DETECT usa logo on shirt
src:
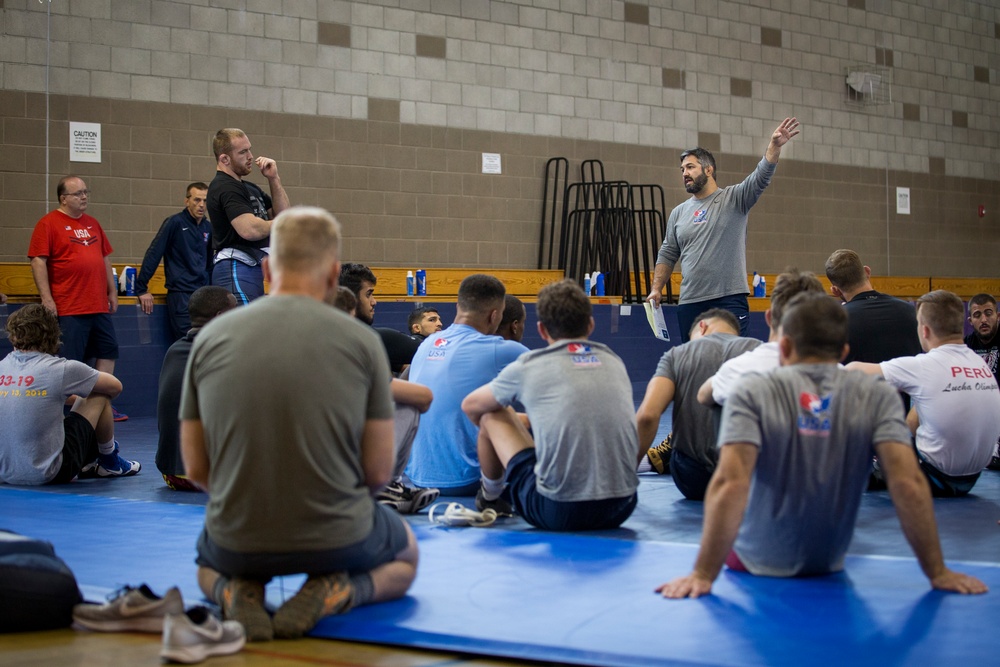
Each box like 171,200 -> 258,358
797,392 -> 832,435
692,208 -> 709,224
568,342 -> 600,366
427,337 -> 449,360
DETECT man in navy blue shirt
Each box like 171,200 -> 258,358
136,182 -> 213,340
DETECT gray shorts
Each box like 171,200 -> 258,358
196,502 -> 409,581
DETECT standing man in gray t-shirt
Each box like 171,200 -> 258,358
462,279 -> 641,531
646,118 -> 800,341
657,293 -> 986,599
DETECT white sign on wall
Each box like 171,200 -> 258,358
896,187 -> 910,215
70,122 -> 102,163
482,153 -> 502,174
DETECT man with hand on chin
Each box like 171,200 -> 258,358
207,128 -> 289,304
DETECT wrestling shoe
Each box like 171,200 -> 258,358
647,435 -> 672,475
475,486 -> 514,517
160,606 -> 246,664
112,406 -> 129,422
987,455 -> 1000,471
376,480 -> 440,514
429,502 -> 498,527
79,441 -> 141,478
73,584 -> 183,633
272,573 -> 353,640
219,578 -> 272,642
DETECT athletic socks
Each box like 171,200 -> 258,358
348,573 -> 373,608
98,439 -> 116,456
480,474 -> 504,501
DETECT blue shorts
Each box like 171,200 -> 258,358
195,502 -> 409,581
505,449 -> 637,531
212,259 -> 264,305
58,313 -> 119,362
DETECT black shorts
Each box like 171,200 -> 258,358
58,314 -> 119,362
196,502 -> 409,581
49,412 -> 99,484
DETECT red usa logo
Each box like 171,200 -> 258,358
566,343 -> 591,353
433,338 -> 449,348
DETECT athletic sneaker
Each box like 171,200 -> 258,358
988,455 -> 1000,471
79,441 -> 141,478
272,573 -> 353,640
73,584 -> 184,633
376,480 -> 440,514
647,435 -> 672,475
219,578 -> 272,642
475,486 -> 514,517
112,406 -> 129,422
429,502 -> 498,527
160,606 -> 245,664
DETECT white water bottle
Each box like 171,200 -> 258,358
584,273 -> 591,295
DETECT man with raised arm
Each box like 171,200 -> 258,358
646,118 -> 800,341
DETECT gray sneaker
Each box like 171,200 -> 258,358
73,584 -> 184,633
160,606 -> 245,664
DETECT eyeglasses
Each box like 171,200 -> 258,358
66,189 -> 91,198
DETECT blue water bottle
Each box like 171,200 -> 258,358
416,269 -> 427,296
124,266 -> 136,296
595,272 -> 605,297
406,270 -> 414,296
584,273 -> 591,295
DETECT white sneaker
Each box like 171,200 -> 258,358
428,502 -> 498,527
73,584 -> 184,633
160,606 -> 246,664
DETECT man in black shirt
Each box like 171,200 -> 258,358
965,293 -> 1000,470
825,249 -> 921,364
340,263 -> 420,375
207,128 -> 289,304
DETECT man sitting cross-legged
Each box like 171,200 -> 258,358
848,290 -> 1000,497
636,309 -> 760,499
156,285 -> 238,491
658,292 -> 987,599
461,279 -> 640,530
405,274 -> 528,500
181,206 -> 418,642
0,304 -> 139,484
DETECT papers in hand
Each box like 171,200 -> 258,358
643,302 -> 670,341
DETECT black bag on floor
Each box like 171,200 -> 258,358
0,529 -> 82,633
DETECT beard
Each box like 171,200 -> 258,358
685,172 -> 708,194
356,310 -> 374,326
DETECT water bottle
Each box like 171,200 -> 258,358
416,269 -> 427,296
752,271 -> 764,298
760,275 -> 766,298
112,267 -> 120,295
123,266 -> 136,296
406,270 -> 414,296
595,272 -> 605,297
584,273 -> 591,295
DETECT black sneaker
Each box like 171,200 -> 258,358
377,480 -> 440,514
987,455 -> 1000,471
475,486 -> 514,517
647,435 -> 672,475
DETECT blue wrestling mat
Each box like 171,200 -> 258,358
3,485 -> 998,667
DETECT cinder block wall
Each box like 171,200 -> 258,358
1,0 -> 997,277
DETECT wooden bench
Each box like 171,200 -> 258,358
2,262 -> 998,307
